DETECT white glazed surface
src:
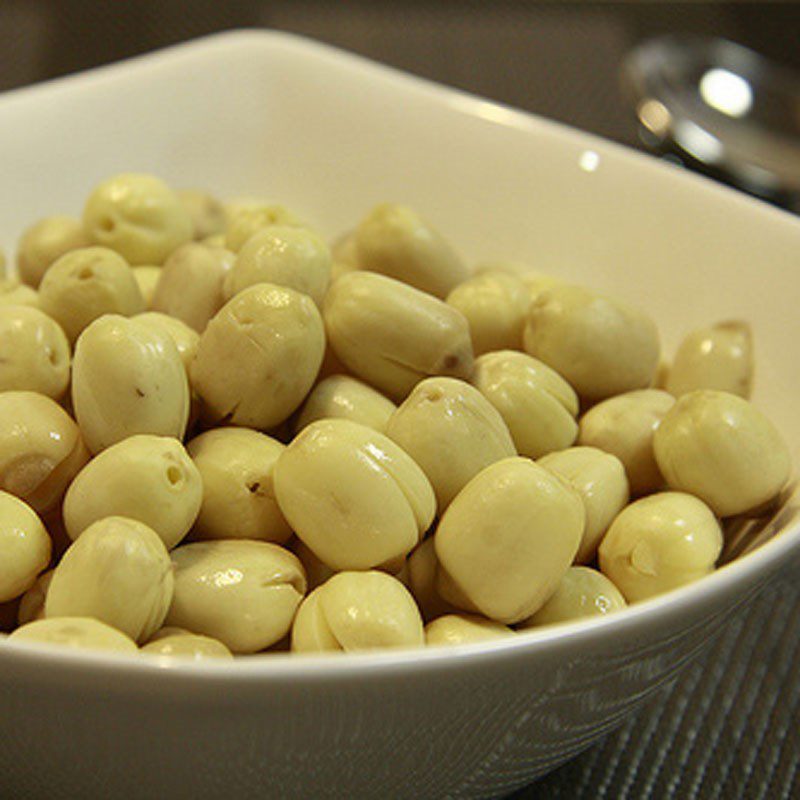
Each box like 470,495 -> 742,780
0,31 -> 799,800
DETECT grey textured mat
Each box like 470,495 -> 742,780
514,559 -> 800,799
1,4 -> 798,798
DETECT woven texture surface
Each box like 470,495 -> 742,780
1,4 -> 798,798
515,558 -> 800,799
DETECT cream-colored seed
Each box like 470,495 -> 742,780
63,435 -> 202,549
407,537 -> 459,621
0,305 -> 71,399
225,225 -> 332,306
83,173 -> 193,265
523,284 -> 660,401
191,283 -> 325,430
166,540 -> 306,653
354,203 -> 468,298
0,391 -> 89,513
598,492 -> 723,602
186,427 -> 291,544
45,516 -> 174,642
177,189 -> 226,240
435,457 -> 585,624
38,246 -> 145,343
424,614 -> 513,647
291,537 -> 336,591
473,262 -> 561,303
145,626 -> 192,642
223,197 -> 273,224
71,315 -> 190,453
16,216 -> 88,288
653,390 -> 791,517
288,588 -> 340,652
152,242 -> 235,333
666,321 -> 753,399
323,271 -> 474,401
131,266 -> 162,308
224,205 -> 304,252
331,230 -> 359,271
473,260 -> 532,277
201,234 -> 226,248
520,567 -> 627,627
519,270 -> 563,303
538,447 -> 629,564
16,568 -> 54,625
291,571 -> 424,653
329,233 -> 359,282
578,389 -> 675,496
446,270 -> 530,355
140,632 -> 233,660
274,419 -> 436,570
653,359 -> 670,390
316,344 -> 350,382
331,259 -> 358,283
0,491 -> 51,603
294,374 -> 397,435
0,281 -> 39,309
471,350 -> 579,459
133,312 -> 200,373
8,616 -> 138,653
386,377 -> 516,512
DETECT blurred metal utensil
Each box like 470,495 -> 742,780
622,35 -> 800,211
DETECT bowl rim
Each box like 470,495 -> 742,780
1,30 -> 798,684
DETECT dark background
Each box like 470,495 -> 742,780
2,3 -> 799,798
1,2 -> 799,150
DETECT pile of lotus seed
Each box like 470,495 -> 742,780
0,173 -> 792,660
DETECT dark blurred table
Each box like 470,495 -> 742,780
2,3 -> 798,798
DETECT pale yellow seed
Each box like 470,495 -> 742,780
520,566 -> 626,627
0,491 -> 51,603
274,419 -> 436,571
71,315 -> 190,453
9,616 -> 138,653
295,374 -> 397,434
446,270 -> 530,355
578,389 -> 675,496
291,571 -> 424,653
166,540 -> 306,654
435,457 -> 585,624
140,633 -> 233,660
538,446 -> 629,564
666,321 -> 753,399
323,271 -> 474,401
45,516 -> 174,643
177,189 -> 226,240
16,216 -> 88,288
0,305 -> 71,400
653,390 -> 791,517
386,376 -> 516,512
523,283 -> 660,401
152,242 -> 235,333
39,246 -> 145,344
83,173 -> 193,265
598,492 -> 723,602
190,282 -> 325,430
425,614 -> 513,647
354,203 -> 468,298
471,350 -> 579,459
187,427 -> 291,544
0,391 -> 89,513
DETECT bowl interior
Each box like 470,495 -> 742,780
0,31 -> 799,662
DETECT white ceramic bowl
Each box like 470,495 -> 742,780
1,31 -> 798,800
